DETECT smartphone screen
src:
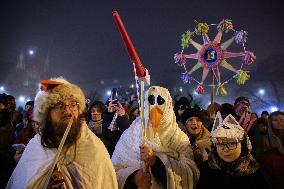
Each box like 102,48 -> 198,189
111,88 -> 117,100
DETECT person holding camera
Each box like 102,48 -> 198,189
102,94 -> 130,157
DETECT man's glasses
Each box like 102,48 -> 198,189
216,142 -> 238,151
239,101 -> 250,107
53,102 -> 79,111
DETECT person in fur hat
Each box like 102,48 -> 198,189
7,77 -> 118,189
196,112 -> 270,189
111,86 -> 199,189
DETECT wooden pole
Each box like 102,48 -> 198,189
211,69 -> 214,104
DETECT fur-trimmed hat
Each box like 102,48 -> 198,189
33,77 -> 86,127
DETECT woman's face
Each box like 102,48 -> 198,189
251,113 -> 258,120
91,107 -> 102,121
259,123 -> 268,133
216,139 -> 242,162
132,108 -> 139,117
271,114 -> 284,130
186,117 -> 202,135
178,109 -> 185,116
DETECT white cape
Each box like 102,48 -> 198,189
7,123 -> 118,189
112,118 -> 200,189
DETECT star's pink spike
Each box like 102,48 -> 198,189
213,31 -> 223,44
224,51 -> 244,59
201,66 -> 210,83
202,33 -> 211,45
184,53 -> 199,60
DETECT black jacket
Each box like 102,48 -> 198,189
102,111 -> 129,156
197,161 -> 271,189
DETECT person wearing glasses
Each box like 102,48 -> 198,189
7,77 -> 118,189
196,112 -> 270,189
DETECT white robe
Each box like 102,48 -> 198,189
112,118 -> 200,189
7,123 -> 118,189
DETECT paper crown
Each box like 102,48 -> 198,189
211,111 -> 244,142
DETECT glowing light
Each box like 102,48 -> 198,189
28,50 -> 35,55
270,106 -> 278,112
19,96 -> 25,102
258,89 -> 265,95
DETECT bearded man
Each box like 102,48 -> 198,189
7,77 -> 118,189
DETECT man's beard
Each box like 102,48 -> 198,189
42,114 -> 82,148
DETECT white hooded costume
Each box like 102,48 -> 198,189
7,77 -> 118,189
111,86 -> 199,189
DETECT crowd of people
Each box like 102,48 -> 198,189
0,77 -> 283,189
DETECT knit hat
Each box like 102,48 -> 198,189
0,93 -> 8,106
181,108 -> 205,125
234,96 -> 250,106
174,96 -> 191,111
33,77 -> 86,128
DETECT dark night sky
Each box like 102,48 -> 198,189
0,0 -> 283,99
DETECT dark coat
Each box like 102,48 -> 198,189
102,111 -> 129,156
197,161 -> 271,189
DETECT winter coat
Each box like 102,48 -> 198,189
102,111 -> 129,156
197,153 -> 271,189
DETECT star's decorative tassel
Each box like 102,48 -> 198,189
195,84 -> 205,94
235,70 -> 250,85
174,53 -> 186,65
181,72 -> 193,84
216,84 -> 228,96
194,22 -> 209,35
217,19 -> 233,33
181,31 -> 193,48
235,30 -> 248,45
243,51 -> 256,65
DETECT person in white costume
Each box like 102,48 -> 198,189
7,77 -> 118,189
112,86 -> 199,189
